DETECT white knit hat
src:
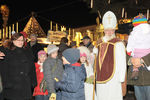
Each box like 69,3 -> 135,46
102,11 -> 117,30
78,46 -> 90,59
47,44 -> 59,55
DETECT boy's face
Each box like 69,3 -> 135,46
80,56 -> 87,63
62,56 -> 70,64
83,39 -> 90,45
51,51 -> 58,59
38,54 -> 47,63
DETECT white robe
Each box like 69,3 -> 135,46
84,63 -> 97,100
96,41 -> 126,100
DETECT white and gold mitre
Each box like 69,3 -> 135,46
102,11 -> 117,30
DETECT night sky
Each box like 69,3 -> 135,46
1,0 -> 150,34
0,0 -> 97,33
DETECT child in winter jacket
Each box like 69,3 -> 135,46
43,44 -> 64,100
127,14 -> 150,80
33,50 -> 48,100
55,48 -> 86,100
78,46 -> 96,100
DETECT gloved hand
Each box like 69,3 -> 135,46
49,93 -> 56,100
54,78 -> 59,82
93,47 -> 98,55
54,78 -> 60,90
85,77 -> 94,84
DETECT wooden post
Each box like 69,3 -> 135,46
16,22 -> 18,33
50,21 -> 52,30
56,23 -> 58,31
147,9 -> 149,20
91,0 -> 93,8
67,28 -> 71,44
6,27 -> 8,38
12,24 -> 14,31
61,26 -> 62,31
3,28 -> 5,39
122,8 -> 125,18
125,12 -> 127,19
9,26 -> 11,39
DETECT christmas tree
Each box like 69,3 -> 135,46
23,16 -> 46,37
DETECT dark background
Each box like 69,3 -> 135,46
0,0 -> 150,33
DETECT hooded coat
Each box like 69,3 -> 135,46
55,63 -> 86,100
55,48 -> 86,100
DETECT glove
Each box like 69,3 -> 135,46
85,77 -> 94,84
93,47 -> 98,55
49,93 -> 56,100
54,78 -> 59,82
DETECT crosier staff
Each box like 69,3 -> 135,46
93,46 -> 98,100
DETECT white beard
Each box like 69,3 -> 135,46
103,34 -> 116,42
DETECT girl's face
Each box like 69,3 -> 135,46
80,56 -> 87,63
13,36 -> 24,48
62,56 -> 70,65
51,51 -> 58,59
38,54 -> 47,63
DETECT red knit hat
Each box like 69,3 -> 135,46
20,31 -> 28,38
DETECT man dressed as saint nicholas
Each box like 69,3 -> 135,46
93,11 -> 126,100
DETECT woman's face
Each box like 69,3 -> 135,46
80,56 -> 87,63
13,36 -> 24,48
38,54 -> 47,63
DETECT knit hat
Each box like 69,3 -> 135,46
132,14 -> 147,27
38,50 -> 47,57
78,46 -> 90,59
47,44 -> 59,55
62,48 -> 80,64
81,36 -> 91,40
20,31 -> 28,39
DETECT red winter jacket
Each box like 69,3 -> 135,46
33,63 -> 48,96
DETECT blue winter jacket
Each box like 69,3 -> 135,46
55,63 -> 86,100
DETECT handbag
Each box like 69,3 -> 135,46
40,60 -> 58,92
40,79 -> 47,92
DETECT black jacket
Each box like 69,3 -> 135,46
58,43 -> 70,59
0,47 -> 37,100
85,42 -> 94,53
27,42 -> 44,62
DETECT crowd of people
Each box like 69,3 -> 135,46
0,10 -> 150,100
